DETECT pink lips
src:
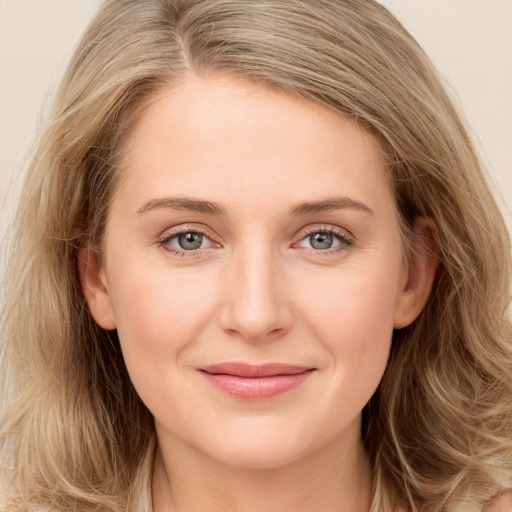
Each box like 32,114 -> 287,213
199,363 -> 315,399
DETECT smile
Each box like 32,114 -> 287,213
198,363 -> 316,400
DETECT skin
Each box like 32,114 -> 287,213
81,74 -> 437,511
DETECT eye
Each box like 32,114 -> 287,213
295,227 -> 353,252
306,231 -> 338,250
158,226 -> 218,255
173,231 -> 207,250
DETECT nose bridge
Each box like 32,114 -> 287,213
219,236 -> 291,341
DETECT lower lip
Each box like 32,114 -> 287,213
200,370 -> 314,399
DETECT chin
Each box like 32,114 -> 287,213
212,444 -> 306,470
198,422 -> 317,470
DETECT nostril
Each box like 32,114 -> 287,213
221,321 -> 290,343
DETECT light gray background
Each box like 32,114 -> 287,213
1,0 -> 511,249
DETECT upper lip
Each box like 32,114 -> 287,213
199,363 -> 314,378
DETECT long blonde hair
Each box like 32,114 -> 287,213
1,1 -> 511,511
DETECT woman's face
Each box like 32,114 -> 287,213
82,75 -> 431,469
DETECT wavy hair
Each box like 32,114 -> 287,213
1,1 -> 511,510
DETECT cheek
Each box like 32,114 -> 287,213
106,260 -> 218,377
294,260 -> 400,393
297,261 -> 399,338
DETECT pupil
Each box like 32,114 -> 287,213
178,232 -> 203,250
310,232 -> 333,250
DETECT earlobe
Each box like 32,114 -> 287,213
77,245 -> 117,330
393,217 -> 438,329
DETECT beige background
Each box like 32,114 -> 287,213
1,0 -> 511,247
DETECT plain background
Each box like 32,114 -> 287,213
1,0 -> 511,250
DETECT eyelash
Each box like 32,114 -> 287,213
157,224 -> 354,257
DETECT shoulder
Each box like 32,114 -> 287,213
485,492 -> 512,512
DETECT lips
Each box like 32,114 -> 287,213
198,363 -> 315,399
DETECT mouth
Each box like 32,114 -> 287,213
198,363 -> 316,399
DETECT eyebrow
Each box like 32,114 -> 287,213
137,195 -> 373,217
289,197 -> 374,216
137,197 -> 227,215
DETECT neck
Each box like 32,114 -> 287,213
152,426 -> 373,512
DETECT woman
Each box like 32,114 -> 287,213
1,1 -> 511,510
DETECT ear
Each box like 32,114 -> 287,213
77,245 -> 117,330
393,217 -> 438,329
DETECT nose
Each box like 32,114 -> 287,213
218,244 -> 293,343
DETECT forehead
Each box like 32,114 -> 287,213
114,74 -> 393,217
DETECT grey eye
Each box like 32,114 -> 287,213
177,232 -> 204,250
309,232 -> 334,250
